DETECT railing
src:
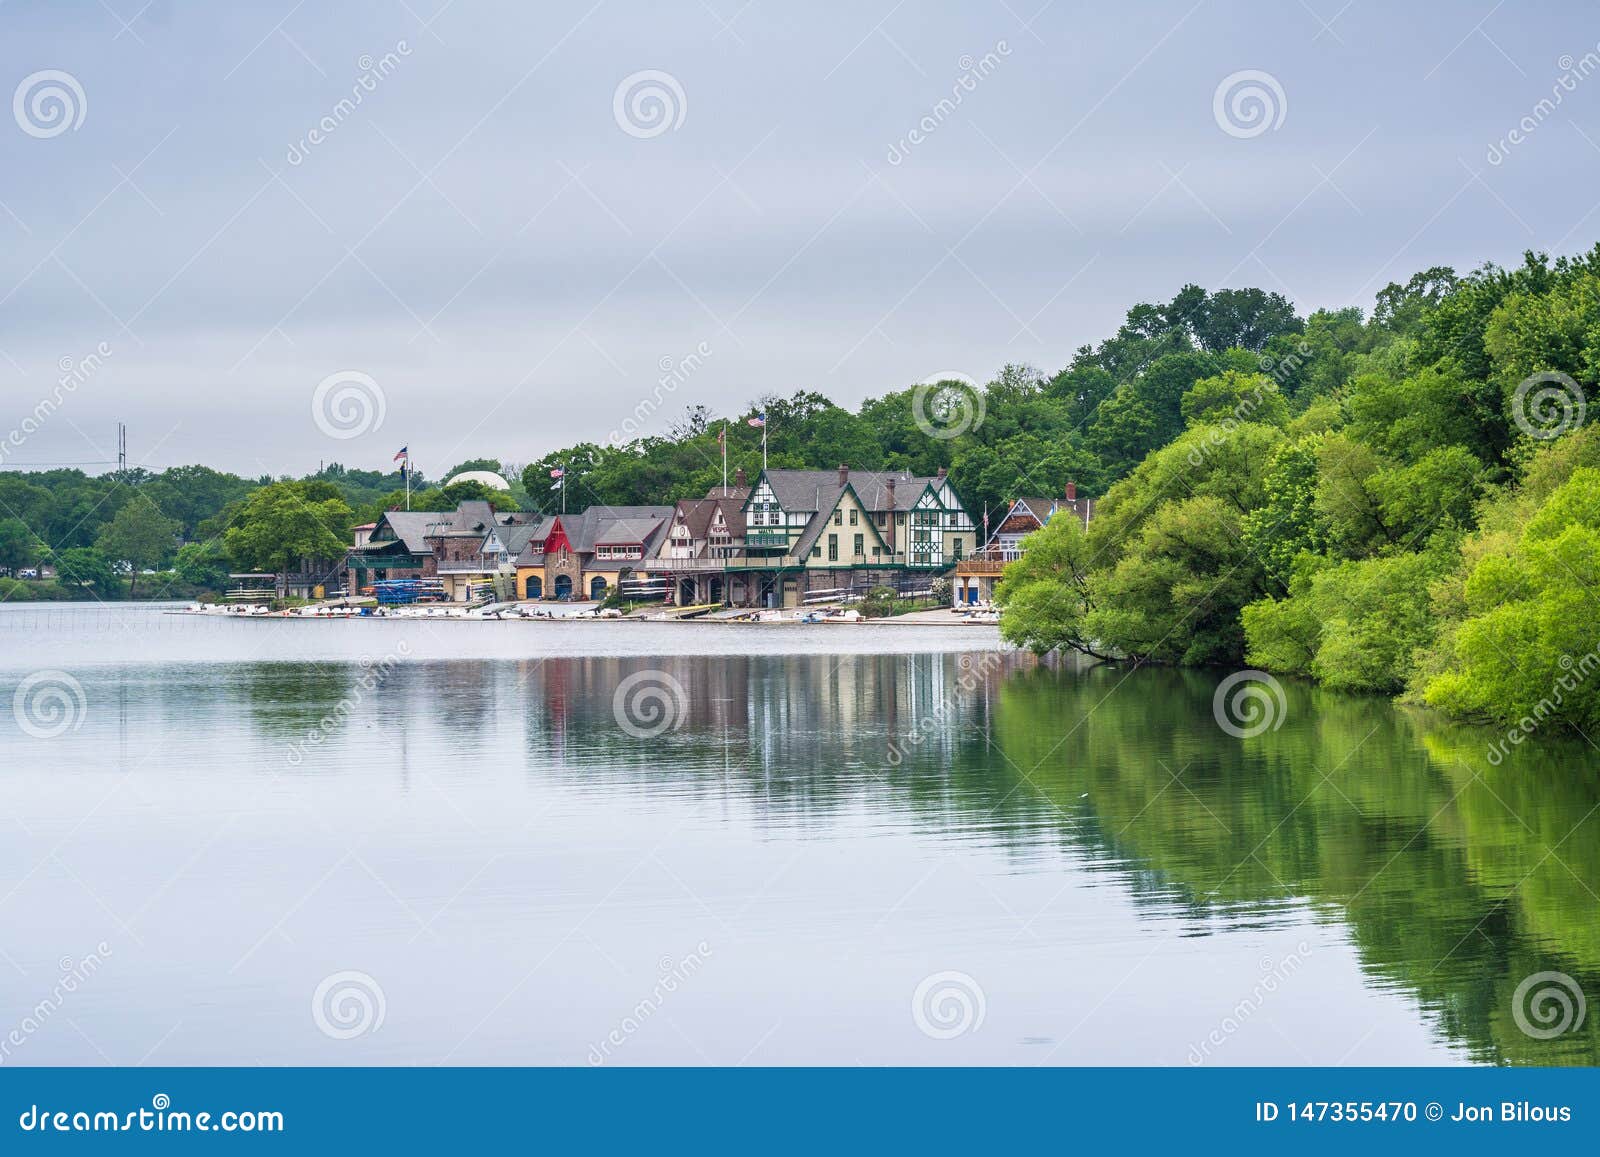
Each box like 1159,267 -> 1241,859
744,532 -> 789,547
434,555 -> 506,574
347,553 -> 427,570
641,556 -> 725,572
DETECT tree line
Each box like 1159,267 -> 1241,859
998,245 -> 1600,737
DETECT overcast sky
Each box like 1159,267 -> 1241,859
3,0 -> 1599,477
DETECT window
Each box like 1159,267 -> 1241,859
875,512 -> 885,527
897,512 -> 906,525
953,539 -> 964,560
827,534 -> 838,562
833,510 -> 842,526
848,508 -> 858,526
872,545 -> 881,558
812,546 -> 821,558
853,534 -> 864,557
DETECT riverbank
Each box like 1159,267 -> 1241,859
0,601 -> 1005,666
164,599 -> 996,628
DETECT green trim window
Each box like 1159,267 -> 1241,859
848,508 -> 858,526
833,510 -> 842,526
827,534 -> 838,562
853,533 -> 864,557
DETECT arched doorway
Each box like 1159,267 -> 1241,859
678,577 -> 696,605
525,574 -> 543,600
554,574 -> 573,600
589,575 -> 608,600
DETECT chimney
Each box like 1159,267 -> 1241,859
838,463 -> 849,487
1065,480 -> 1077,502
936,465 -> 947,481
735,466 -> 747,488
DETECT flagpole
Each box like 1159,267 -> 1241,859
762,422 -> 768,473
405,454 -> 411,511
721,422 -> 727,493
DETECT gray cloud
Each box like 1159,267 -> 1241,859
2,0 -> 1597,473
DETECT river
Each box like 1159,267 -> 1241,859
1,602 -> 1595,1065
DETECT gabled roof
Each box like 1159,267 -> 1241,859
752,469 -> 946,515
374,510 -> 448,553
672,498 -> 720,543
425,499 -> 501,537
569,506 -> 672,552
986,494 -> 1095,545
790,482 -> 896,561
670,495 -> 748,553
500,516 -> 556,559
593,516 -> 668,546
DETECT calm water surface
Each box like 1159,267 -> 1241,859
2,603 -> 1597,1066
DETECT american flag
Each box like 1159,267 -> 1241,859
549,467 -> 565,479
747,414 -> 766,428
393,446 -> 408,462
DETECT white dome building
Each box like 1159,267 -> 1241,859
443,469 -> 511,491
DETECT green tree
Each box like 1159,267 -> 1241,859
1085,495 -> 1265,666
1242,435 -> 1326,591
439,479 -> 515,508
1180,370 -> 1289,429
0,518 -> 42,575
996,515 -> 1106,657
174,540 -> 229,590
95,495 -> 179,598
1423,467 -> 1600,729
1244,548 -> 1451,692
223,481 -> 354,574
53,546 -> 119,598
